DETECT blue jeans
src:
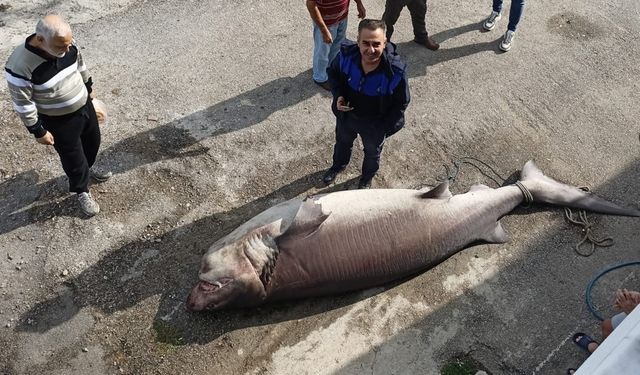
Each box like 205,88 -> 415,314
493,0 -> 525,32
312,19 -> 347,83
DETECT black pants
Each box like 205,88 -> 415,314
41,99 -> 100,194
330,115 -> 386,181
382,0 -> 428,42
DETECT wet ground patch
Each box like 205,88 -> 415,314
441,353 -> 491,375
547,13 -> 604,40
153,320 -> 186,346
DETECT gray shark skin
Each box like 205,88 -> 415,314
186,161 -> 639,311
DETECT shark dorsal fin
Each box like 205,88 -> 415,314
421,181 -> 452,199
278,198 -> 330,240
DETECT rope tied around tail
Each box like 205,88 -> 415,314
438,158 -> 615,255
514,181 -> 533,207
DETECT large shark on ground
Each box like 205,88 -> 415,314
187,161 -> 639,311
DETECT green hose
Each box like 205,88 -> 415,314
586,261 -> 640,321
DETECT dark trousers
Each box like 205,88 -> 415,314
330,115 -> 386,181
493,0 -> 526,31
41,99 -> 100,194
382,0 -> 428,42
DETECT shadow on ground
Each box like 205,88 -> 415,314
98,22 -> 501,176
16,158 -> 640,359
0,21 -> 500,226
0,171 -> 84,236
332,158 -> 640,374
16,170 -> 383,343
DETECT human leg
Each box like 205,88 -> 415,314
43,108 -> 100,215
407,0 -> 439,50
406,0 -> 427,41
601,312 -> 627,339
312,23 -> 332,83
507,0 -> 525,32
328,19 -> 348,65
359,127 -> 386,184
492,0 -> 504,14
82,100 -> 111,182
382,0 -> 409,41
81,99 -> 101,169
331,117 -> 358,171
42,112 -> 91,194
324,117 -> 358,184
483,0 -> 504,31
601,318 -> 614,339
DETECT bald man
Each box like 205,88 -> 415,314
5,15 -> 110,216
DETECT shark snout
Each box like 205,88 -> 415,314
186,279 -> 235,311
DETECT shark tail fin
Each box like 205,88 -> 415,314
519,160 -> 640,217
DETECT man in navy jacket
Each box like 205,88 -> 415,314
322,19 -> 410,189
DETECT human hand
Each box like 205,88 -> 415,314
336,96 -> 353,112
322,29 -> 333,44
614,289 -> 640,314
36,131 -> 54,145
92,98 -> 108,125
356,2 -> 366,19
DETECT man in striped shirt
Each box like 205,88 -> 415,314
306,0 -> 366,90
4,14 -> 110,216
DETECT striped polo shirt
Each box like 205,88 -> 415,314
4,34 -> 91,136
316,0 -> 350,26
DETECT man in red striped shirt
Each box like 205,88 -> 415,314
306,0 -> 366,90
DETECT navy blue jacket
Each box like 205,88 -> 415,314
327,41 -> 410,136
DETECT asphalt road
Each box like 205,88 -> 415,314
1,0 -> 639,374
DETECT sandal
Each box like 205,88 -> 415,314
573,332 -> 598,353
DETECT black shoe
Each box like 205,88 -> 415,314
314,80 -> 332,91
357,177 -> 372,189
414,36 -> 440,51
322,169 -> 340,185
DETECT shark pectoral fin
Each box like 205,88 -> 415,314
421,181 -> 452,200
278,198 -> 330,239
481,221 -> 508,243
469,183 -> 492,192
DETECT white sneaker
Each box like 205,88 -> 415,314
483,11 -> 502,31
500,30 -> 515,52
78,192 -> 100,216
90,167 -> 112,182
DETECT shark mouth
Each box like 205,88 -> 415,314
197,277 -> 233,293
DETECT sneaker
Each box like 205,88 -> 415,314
78,192 -> 100,216
90,167 -> 112,182
500,30 -> 515,52
357,177 -> 372,189
322,168 -> 340,185
483,11 -> 502,31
